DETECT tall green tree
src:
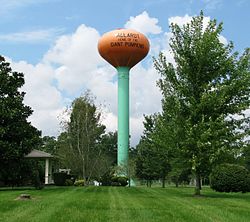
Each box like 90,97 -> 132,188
99,131 -> 117,166
58,92 -> 105,183
239,144 -> 250,171
40,136 -> 58,155
136,115 -> 171,187
0,56 -> 41,186
154,12 -> 250,195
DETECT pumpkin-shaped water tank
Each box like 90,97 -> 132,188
98,29 -> 150,68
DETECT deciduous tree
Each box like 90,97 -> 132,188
58,92 -> 105,183
154,12 -> 250,195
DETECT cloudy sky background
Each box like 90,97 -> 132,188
0,0 -> 249,146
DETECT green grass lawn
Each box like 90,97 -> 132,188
1,186 -> 250,222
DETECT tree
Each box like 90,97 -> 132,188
153,93 -> 190,188
238,143 -> 250,171
135,115 -> 171,187
0,56 -> 41,186
154,12 -> 250,195
99,131 -> 117,166
58,92 -> 105,183
40,136 -> 58,155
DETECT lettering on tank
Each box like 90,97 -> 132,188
110,32 -> 145,49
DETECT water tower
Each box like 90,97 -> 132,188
98,29 -> 150,174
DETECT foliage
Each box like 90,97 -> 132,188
117,176 -> 128,186
169,168 -> 192,187
100,169 -> 113,186
135,115 -> 171,187
0,56 -> 41,186
74,179 -> 85,186
40,136 -> 58,155
65,179 -> 74,186
33,169 -> 44,190
210,164 -> 250,193
99,131 -> 117,166
153,12 -> 250,195
241,144 -> 250,171
111,176 -> 128,186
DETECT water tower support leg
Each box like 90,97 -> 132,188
117,66 -> 130,175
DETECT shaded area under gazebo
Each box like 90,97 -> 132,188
25,149 -> 53,184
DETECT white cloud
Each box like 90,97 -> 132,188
168,14 -> 228,46
44,24 -> 104,94
130,116 -> 144,148
7,58 -> 64,137
218,35 -> 228,45
168,14 -> 210,30
0,28 -> 64,43
125,11 -> 162,35
101,111 -> 117,133
130,64 -> 162,118
168,14 -> 193,27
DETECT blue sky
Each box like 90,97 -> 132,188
1,0 -> 249,63
0,0 -> 249,145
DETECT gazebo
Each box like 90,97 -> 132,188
25,149 -> 53,184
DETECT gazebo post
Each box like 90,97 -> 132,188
49,160 -> 52,184
45,158 -> 49,185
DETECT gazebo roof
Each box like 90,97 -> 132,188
25,149 -> 53,158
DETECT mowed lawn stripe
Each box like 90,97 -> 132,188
46,187 -> 111,222
107,187 -> 156,221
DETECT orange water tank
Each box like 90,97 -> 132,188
98,29 -> 150,69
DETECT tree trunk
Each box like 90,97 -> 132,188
194,172 -> 201,195
175,182 -> 179,188
162,177 -> 165,188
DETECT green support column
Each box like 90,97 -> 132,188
117,66 -> 130,173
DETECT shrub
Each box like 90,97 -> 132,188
74,180 -> 85,186
111,182 -> 120,186
100,171 -> 113,186
210,164 -> 250,193
65,179 -> 74,186
33,169 -> 44,190
67,174 -> 77,184
111,176 -> 128,186
53,172 -> 68,186
111,176 -> 118,183
117,176 -> 128,186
